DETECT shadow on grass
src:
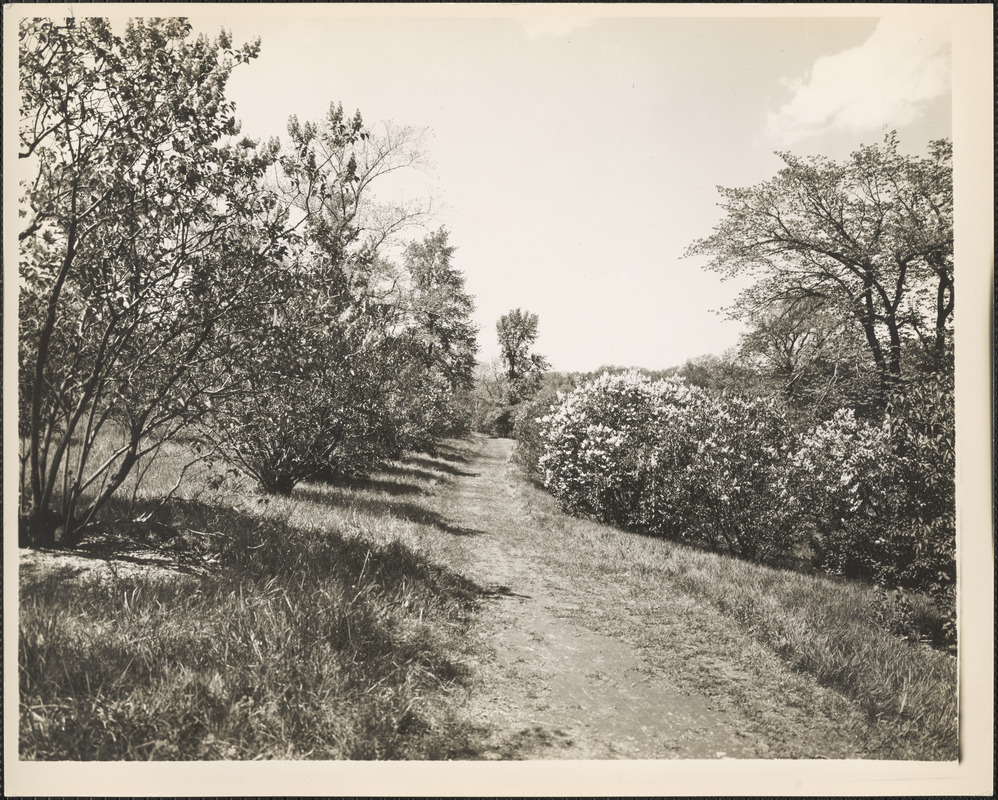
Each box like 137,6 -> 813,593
403,456 -> 480,478
292,486 -> 487,538
41,545 -> 207,577
19,490 -> 493,760
376,501 -> 486,537
434,450 -> 468,464
378,465 -> 449,482
313,475 -> 427,497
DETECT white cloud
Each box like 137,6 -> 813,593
767,18 -> 951,146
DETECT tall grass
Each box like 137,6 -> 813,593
658,550 -> 957,756
19,445 -> 486,760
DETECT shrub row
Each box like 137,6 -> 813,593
526,371 -> 955,631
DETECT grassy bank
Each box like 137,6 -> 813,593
501,452 -> 958,760
19,442 -> 486,760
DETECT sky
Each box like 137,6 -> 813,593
185,6 -> 952,373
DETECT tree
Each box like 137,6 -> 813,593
736,297 -> 880,420
383,228 -> 479,448
400,228 -> 478,395
276,110 -> 433,257
496,308 -> 550,404
196,108 -> 461,492
677,349 -> 771,399
18,17 -> 274,544
687,134 -> 953,395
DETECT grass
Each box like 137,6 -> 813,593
19,434 -> 959,760
496,449 -> 958,760
19,441 -> 488,760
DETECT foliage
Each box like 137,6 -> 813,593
688,134 -> 953,393
537,372 -> 804,566
468,309 -> 551,437
389,227 -> 480,449
196,237 -> 388,493
532,368 -> 956,630
19,16 -> 480,533
495,308 -> 550,405
678,349 -> 774,399
736,297 -> 881,421
793,370 -> 956,641
191,108 -> 477,494
18,17 -> 274,544
510,371 -> 580,475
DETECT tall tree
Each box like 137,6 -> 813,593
400,227 -> 478,394
687,134 -> 953,394
197,107 -> 452,491
18,17 -> 273,543
496,308 -> 550,404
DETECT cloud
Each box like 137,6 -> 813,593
767,18 -> 951,146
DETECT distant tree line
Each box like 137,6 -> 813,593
18,18 -> 478,545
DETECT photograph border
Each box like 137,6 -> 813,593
4,3 -> 993,796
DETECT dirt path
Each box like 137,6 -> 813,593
417,435 -> 763,760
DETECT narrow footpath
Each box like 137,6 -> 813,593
413,436 -> 768,759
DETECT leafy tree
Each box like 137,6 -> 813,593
197,108 -> 461,493
386,228 -> 479,448
468,309 -> 551,437
399,228 -> 478,395
496,308 -> 550,404
688,134 -> 953,395
199,232 -> 387,493
677,349 -> 772,399
18,17 -> 273,544
461,357 -> 511,434
277,111 -> 433,257
737,297 -> 880,420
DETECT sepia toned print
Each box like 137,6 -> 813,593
5,3 -> 993,797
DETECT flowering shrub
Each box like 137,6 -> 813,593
793,374 -> 956,641
511,395 -> 559,477
531,369 -> 955,630
791,408 -> 892,579
538,372 -> 681,524
678,393 -> 802,563
536,373 -> 804,566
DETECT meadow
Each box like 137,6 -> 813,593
19,438 -> 488,760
